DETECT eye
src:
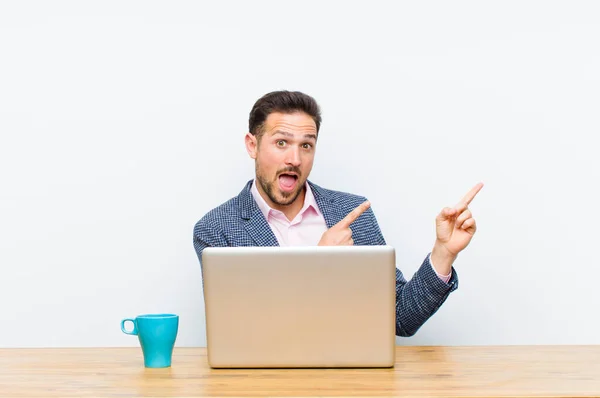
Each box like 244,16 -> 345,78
276,140 -> 286,147
302,143 -> 313,149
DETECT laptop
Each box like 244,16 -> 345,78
201,245 -> 396,368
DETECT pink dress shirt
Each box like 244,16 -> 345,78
250,180 -> 451,283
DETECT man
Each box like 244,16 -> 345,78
193,90 -> 483,337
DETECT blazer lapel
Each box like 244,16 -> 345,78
238,180 -> 280,247
308,180 -> 343,228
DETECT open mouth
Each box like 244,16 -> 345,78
278,173 -> 299,193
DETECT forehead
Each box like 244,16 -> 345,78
264,112 -> 317,135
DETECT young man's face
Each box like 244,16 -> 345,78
245,111 -> 318,209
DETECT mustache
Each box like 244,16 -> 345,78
277,167 -> 301,177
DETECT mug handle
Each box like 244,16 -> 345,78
121,318 -> 138,335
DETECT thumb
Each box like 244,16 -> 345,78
437,207 -> 457,222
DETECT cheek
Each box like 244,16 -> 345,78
257,150 -> 282,172
301,154 -> 315,172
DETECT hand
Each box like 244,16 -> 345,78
318,201 -> 371,246
434,183 -> 484,259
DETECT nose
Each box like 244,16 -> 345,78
285,147 -> 301,167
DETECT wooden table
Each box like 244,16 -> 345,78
1,346 -> 599,397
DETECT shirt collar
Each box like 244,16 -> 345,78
250,179 -> 322,221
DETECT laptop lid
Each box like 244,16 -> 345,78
201,245 -> 396,368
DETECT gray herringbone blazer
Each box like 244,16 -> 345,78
193,179 -> 459,337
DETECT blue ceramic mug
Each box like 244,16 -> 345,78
121,314 -> 179,368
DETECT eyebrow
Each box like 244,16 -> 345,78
272,130 -> 317,141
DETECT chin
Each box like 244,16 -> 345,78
272,188 -> 298,205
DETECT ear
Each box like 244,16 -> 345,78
245,132 -> 258,159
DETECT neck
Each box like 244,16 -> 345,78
256,181 -> 306,221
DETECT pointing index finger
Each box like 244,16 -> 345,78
458,182 -> 484,207
338,200 -> 371,228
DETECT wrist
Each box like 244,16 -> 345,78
431,242 -> 457,276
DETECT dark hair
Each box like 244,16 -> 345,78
248,90 -> 322,138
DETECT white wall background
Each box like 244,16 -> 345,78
1,1 -> 599,348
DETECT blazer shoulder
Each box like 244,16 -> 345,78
193,195 -> 241,234
317,185 -> 369,209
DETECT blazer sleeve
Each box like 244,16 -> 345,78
192,217 -> 228,273
366,207 -> 459,337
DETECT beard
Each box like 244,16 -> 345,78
255,161 -> 304,207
